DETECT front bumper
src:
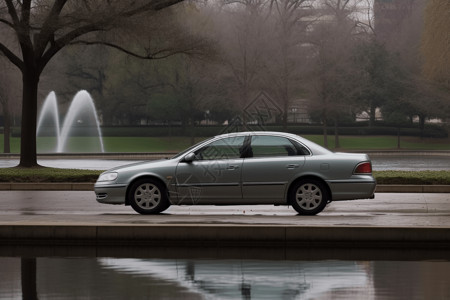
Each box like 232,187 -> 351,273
94,183 -> 128,204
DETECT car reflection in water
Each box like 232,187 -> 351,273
98,258 -> 371,299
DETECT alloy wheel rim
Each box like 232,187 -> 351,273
296,183 -> 322,210
135,183 -> 161,209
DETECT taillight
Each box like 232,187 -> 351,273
354,162 -> 372,174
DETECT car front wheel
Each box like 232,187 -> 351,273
128,178 -> 170,214
290,179 -> 329,215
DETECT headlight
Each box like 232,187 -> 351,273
97,172 -> 118,182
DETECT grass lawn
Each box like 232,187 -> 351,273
1,134 -> 449,153
0,167 -> 101,182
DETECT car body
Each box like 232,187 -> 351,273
95,131 -> 376,215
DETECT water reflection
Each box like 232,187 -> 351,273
1,257 -> 449,299
99,258 -> 369,299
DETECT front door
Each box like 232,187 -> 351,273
175,136 -> 246,204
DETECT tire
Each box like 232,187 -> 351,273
128,178 -> 170,214
289,179 -> 329,215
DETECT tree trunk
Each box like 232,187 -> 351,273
189,118 -> 195,145
282,95 -> 288,131
322,118 -> 328,148
19,70 -> 40,167
369,102 -> 376,127
334,119 -> 340,149
418,114 -> 425,139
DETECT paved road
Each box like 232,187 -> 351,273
0,191 -> 449,227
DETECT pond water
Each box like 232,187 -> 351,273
2,257 -> 449,299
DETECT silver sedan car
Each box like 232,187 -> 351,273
95,131 -> 376,215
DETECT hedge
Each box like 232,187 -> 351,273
12,124 -> 448,138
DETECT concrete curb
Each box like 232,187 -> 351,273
1,224 -> 449,249
1,183 -> 449,193
375,185 -> 450,193
0,183 -> 93,191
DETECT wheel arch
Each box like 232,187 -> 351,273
286,175 -> 332,205
125,175 -> 169,206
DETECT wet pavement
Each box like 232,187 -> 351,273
0,191 -> 449,250
0,191 -> 449,227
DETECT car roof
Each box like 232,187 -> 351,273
215,131 -> 295,138
214,131 -> 331,155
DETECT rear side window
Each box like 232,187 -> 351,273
290,139 -> 311,155
250,135 -> 308,157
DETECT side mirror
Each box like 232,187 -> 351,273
183,152 -> 196,163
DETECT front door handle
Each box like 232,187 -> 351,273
227,165 -> 239,170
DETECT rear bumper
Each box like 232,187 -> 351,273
327,179 -> 377,201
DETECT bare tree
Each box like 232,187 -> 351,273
214,0 -> 270,125
0,0 -> 196,167
308,0 -> 362,148
263,0 -> 314,130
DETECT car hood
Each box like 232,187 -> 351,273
105,159 -> 172,172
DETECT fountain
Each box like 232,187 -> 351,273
36,90 -> 104,153
36,91 -> 61,152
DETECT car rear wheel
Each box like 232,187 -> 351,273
128,178 -> 170,214
290,179 -> 329,215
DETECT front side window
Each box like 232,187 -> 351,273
195,136 -> 245,160
250,135 -> 308,157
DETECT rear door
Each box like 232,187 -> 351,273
241,135 -> 306,202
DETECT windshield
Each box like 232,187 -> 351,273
171,136 -> 217,159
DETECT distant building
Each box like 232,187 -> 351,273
356,108 -> 383,122
287,99 -> 312,124
374,0 -> 416,41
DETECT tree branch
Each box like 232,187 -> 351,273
0,41 -> 24,71
119,0 -> 184,18
39,22 -> 103,71
34,0 -> 68,57
4,0 -> 20,26
68,40 -> 201,60
21,0 -> 31,25
0,17 -> 14,28
39,0 -> 184,71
